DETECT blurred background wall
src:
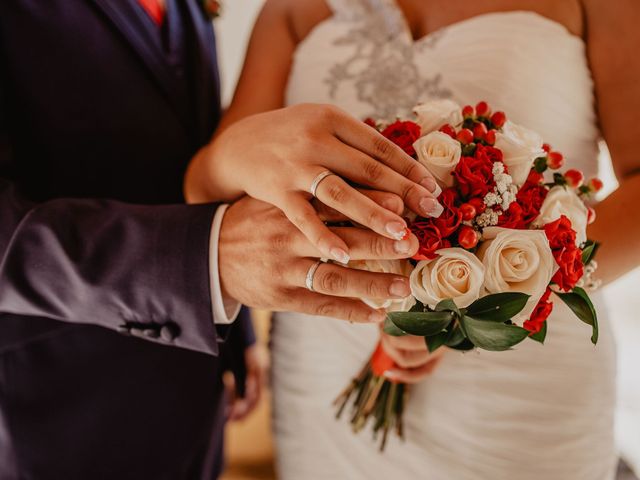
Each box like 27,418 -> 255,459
214,3 -> 640,478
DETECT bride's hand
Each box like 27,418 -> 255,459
380,330 -> 446,384
185,103 -> 442,264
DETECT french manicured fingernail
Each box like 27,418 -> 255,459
394,239 -> 412,255
420,197 -> 444,218
368,310 -> 386,323
432,183 -> 443,198
330,248 -> 350,265
420,176 -> 438,194
389,279 -> 410,298
385,221 -> 407,240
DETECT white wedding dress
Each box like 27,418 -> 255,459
271,2 -> 617,479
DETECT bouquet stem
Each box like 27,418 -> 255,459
334,343 -> 407,451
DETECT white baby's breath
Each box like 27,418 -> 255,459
476,208 -> 499,227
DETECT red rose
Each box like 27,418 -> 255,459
410,222 -> 451,260
523,288 -> 554,334
497,202 -> 526,229
452,155 -> 495,199
381,120 -> 421,157
525,169 -> 544,185
543,216 -> 583,291
552,246 -> 584,292
543,215 -> 576,250
427,188 -> 463,238
516,182 -> 549,226
439,187 -> 460,208
474,144 -> 503,164
433,205 -> 463,238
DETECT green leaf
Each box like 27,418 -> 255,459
388,311 -> 455,337
534,156 -> 548,173
445,325 -> 466,347
529,321 -> 547,344
581,241 -> 599,265
553,172 -> 567,186
448,338 -> 475,351
461,316 -> 529,351
466,293 -> 530,322
383,317 -> 407,337
425,331 -> 448,353
555,287 -> 599,344
435,298 -> 459,316
409,300 -> 426,313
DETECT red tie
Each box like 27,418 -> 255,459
138,0 -> 165,25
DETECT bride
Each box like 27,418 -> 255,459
188,0 -> 640,478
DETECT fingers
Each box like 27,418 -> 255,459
290,260 -> 411,301
328,110 -> 441,194
312,174 -> 409,240
384,356 -> 445,384
227,345 -> 267,422
282,194 -> 351,264
382,332 -> 430,351
293,226 -> 419,260
279,288 -> 387,324
380,334 -> 432,369
325,143 -> 443,218
314,189 -> 404,222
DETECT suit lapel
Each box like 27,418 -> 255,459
183,0 -> 220,144
88,0 -> 191,131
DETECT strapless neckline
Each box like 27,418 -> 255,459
387,7 -> 584,47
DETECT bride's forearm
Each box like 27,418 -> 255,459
183,140 -> 243,204
587,171 -> 640,285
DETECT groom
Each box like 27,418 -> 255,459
0,1 -> 430,479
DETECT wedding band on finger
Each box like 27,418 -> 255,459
309,170 -> 336,197
305,259 -> 325,292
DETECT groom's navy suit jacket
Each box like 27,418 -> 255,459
0,1 -> 254,478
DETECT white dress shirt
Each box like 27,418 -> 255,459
209,204 -> 241,324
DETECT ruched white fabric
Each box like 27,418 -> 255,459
272,2 -> 617,479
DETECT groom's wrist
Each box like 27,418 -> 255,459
209,204 -> 242,325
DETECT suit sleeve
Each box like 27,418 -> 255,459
0,26 -> 221,357
0,179 -> 222,356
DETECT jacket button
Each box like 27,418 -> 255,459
143,328 -> 159,339
117,325 -> 130,335
160,322 -> 180,342
130,327 -> 145,338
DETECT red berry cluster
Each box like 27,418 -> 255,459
450,101 -> 506,147
534,144 -> 603,200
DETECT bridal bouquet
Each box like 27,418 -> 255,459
335,100 -> 602,450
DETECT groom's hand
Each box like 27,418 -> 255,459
186,103 -> 442,265
218,196 -> 419,324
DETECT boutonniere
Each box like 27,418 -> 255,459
201,0 -> 221,19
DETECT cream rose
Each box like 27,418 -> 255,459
413,99 -> 463,134
410,248 -> 485,308
533,186 -> 588,246
349,259 -> 416,312
413,131 -> 461,188
494,121 -> 545,186
477,228 -> 558,320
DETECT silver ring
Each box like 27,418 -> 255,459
305,260 -> 324,292
309,170 -> 335,197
